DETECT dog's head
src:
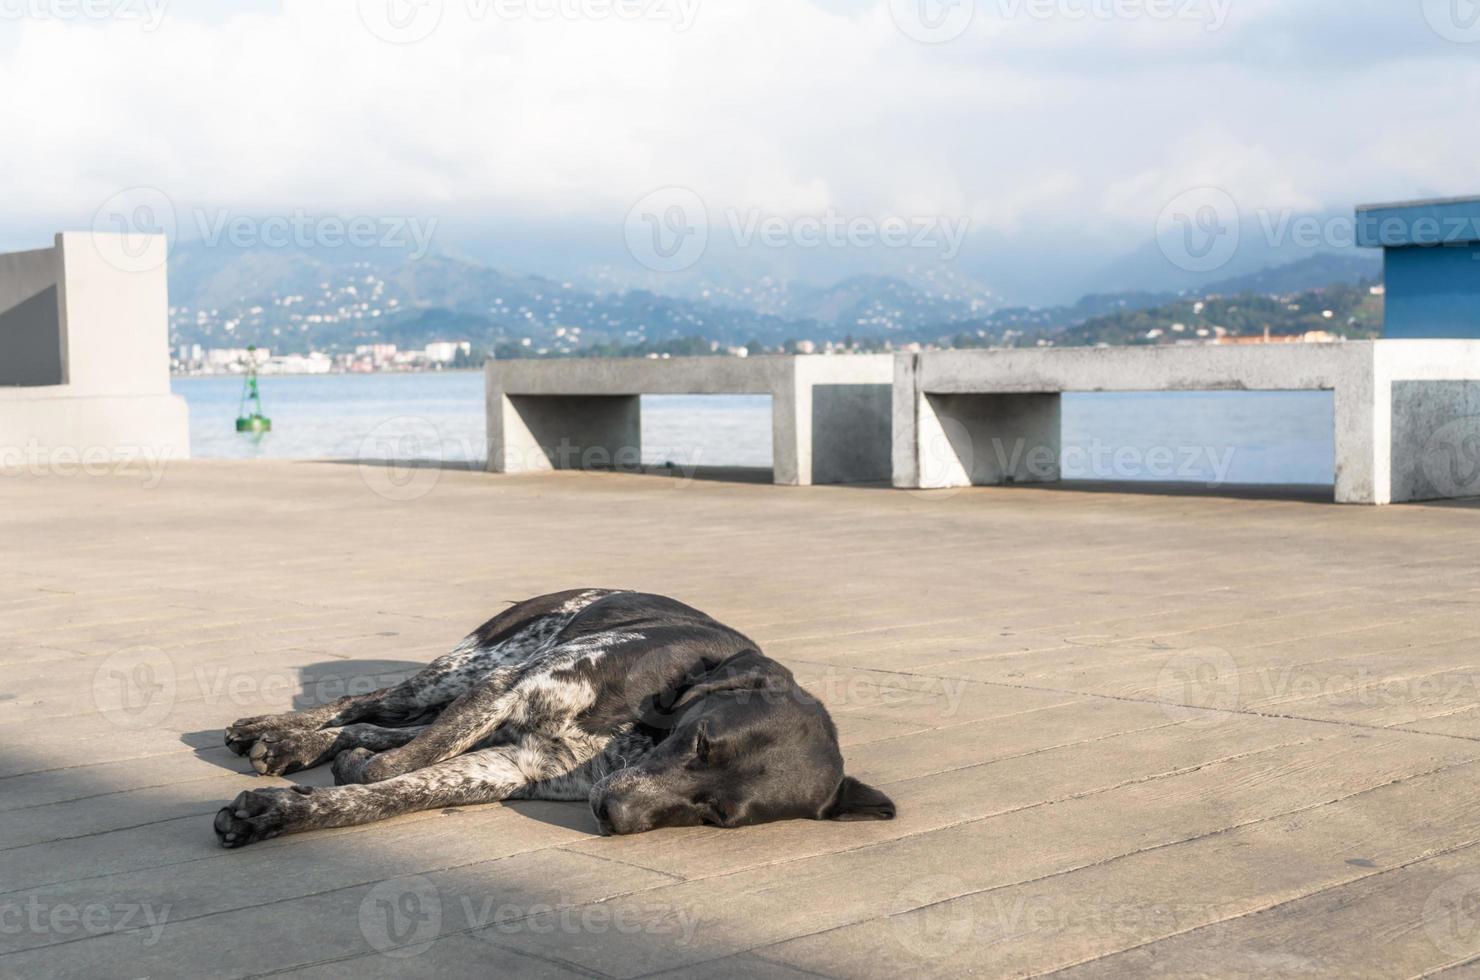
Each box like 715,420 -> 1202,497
589,650 -> 895,835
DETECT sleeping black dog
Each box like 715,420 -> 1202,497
214,589 -> 895,847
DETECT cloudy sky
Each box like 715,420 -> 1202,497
2,0 -> 1478,302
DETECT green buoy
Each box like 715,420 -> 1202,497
235,346 -> 272,433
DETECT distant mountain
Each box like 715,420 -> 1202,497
1200,253 -> 1381,296
1053,280 -> 1383,347
699,273 -> 991,328
912,253 -> 1386,348
166,245 -> 993,354
164,243 -> 1387,356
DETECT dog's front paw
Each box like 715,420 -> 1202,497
246,730 -> 337,776
225,714 -> 304,756
332,747 -> 376,786
213,787 -> 313,848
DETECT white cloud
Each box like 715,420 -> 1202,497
2,0 -> 1478,283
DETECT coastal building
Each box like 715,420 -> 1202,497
1356,195 -> 1480,338
425,340 -> 471,363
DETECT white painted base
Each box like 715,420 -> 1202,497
0,393 -> 190,466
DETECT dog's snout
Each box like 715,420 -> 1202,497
592,791 -> 623,835
591,787 -> 644,836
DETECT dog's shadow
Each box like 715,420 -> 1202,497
179,658 -> 425,764
180,658 -> 597,833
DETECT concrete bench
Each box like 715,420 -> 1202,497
893,341 -> 1480,504
486,354 -> 893,485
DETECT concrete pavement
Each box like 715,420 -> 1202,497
3,461 -> 1480,977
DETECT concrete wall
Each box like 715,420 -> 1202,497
1381,245 -> 1480,340
0,245 -> 65,386
810,384 -> 892,486
0,233 -> 189,463
1356,195 -> 1480,340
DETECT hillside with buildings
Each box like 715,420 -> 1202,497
168,248 -> 1385,373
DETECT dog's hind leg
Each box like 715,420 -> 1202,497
214,738 -> 578,847
224,642 -> 506,756
243,723 -> 430,777
328,668 -> 524,785
225,689 -> 401,756
223,596 -> 595,755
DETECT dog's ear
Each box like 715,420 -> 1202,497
821,776 -> 896,821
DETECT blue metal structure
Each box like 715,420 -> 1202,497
1356,196 -> 1480,338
